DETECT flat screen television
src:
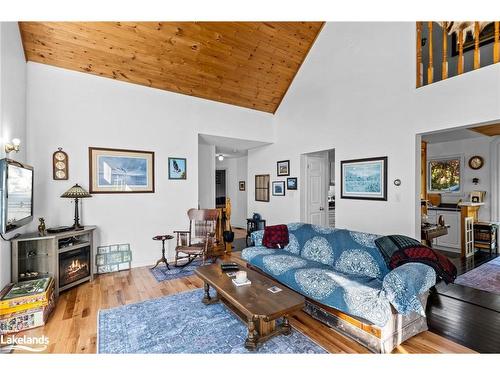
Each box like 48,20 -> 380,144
0,159 -> 34,234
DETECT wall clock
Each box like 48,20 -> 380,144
468,156 -> 484,170
53,148 -> 69,180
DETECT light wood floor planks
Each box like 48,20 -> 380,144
5,266 -> 475,354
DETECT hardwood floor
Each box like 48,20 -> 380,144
426,249 -> 500,353
4,264 -> 475,354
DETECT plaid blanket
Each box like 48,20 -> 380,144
375,235 -> 457,283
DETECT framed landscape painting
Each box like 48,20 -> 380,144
168,157 -> 187,180
272,181 -> 285,196
89,147 -> 155,193
277,160 -> 290,176
341,156 -> 387,201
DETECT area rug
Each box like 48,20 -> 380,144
98,289 -> 326,354
149,259 -> 204,282
454,257 -> 500,295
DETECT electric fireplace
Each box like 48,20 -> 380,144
59,246 -> 90,288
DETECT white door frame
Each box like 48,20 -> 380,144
301,152 -> 329,226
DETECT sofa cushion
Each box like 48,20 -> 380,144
283,224 -> 389,279
250,230 -> 264,246
242,248 -> 393,327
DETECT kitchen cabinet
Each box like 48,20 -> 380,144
431,210 -> 460,250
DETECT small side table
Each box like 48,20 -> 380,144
152,235 -> 174,270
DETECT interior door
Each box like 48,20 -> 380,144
306,156 -> 327,226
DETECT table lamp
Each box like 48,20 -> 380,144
61,184 -> 92,229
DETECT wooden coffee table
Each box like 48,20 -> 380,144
195,262 -> 305,350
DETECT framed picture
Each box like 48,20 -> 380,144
341,156 -> 387,201
89,147 -> 155,193
277,160 -> 290,176
239,181 -> 245,191
272,181 -> 286,196
287,177 -> 298,190
255,175 -> 270,202
168,157 -> 187,180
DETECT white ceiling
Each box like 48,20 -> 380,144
421,128 -> 486,144
199,134 -> 271,159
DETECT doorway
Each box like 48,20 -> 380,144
302,148 -> 335,227
215,169 -> 226,207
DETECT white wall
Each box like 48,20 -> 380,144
27,63 -> 272,268
198,143 -> 215,209
248,22 -> 500,237
0,23 -> 27,287
216,156 -> 248,228
427,137 -> 492,221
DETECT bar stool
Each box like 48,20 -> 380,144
152,234 -> 174,270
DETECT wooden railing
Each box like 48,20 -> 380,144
416,21 -> 500,88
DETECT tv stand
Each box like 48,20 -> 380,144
10,226 -> 96,297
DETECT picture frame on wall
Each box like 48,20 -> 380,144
341,156 -> 387,201
239,181 -> 245,191
272,181 -> 286,196
255,174 -> 270,202
287,177 -> 297,190
277,160 -> 290,176
89,147 -> 155,193
168,157 -> 187,180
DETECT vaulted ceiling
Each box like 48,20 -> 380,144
19,22 -> 324,113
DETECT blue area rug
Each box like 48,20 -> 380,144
149,259 -> 204,282
98,289 -> 326,354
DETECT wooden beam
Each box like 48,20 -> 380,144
457,29 -> 464,75
416,22 -> 423,87
473,22 -> 480,69
427,22 -> 434,84
494,21 -> 500,64
441,21 -> 448,80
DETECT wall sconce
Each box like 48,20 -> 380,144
217,154 -> 224,161
472,177 -> 479,185
5,138 -> 21,154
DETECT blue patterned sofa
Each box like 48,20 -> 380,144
241,223 -> 437,353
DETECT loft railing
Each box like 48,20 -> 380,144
416,21 -> 500,88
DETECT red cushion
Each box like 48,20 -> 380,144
262,225 -> 289,249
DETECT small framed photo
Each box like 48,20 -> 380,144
272,181 -> 285,196
287,177 -> 298,190
277,160 -> 290,176
168,157 -> 187,180
239,181 -> 245,191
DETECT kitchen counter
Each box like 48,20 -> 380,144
428,204 -> 460,212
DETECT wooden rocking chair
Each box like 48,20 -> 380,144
174,208 -> 220,267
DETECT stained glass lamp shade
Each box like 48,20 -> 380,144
61,184 -> 92,229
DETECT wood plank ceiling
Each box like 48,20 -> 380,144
470,123 -> 500,136
19,22 -> 324,113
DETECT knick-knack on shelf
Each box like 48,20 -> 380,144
38,217 -> 47,236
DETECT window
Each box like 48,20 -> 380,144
428,157 -> 461,193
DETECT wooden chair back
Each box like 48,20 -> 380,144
187,208 -> 219,244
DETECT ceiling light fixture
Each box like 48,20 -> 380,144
218,154 -> 224,161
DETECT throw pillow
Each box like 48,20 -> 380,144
262,224 -> 289,249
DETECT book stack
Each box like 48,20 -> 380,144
0,277 -> 55,334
